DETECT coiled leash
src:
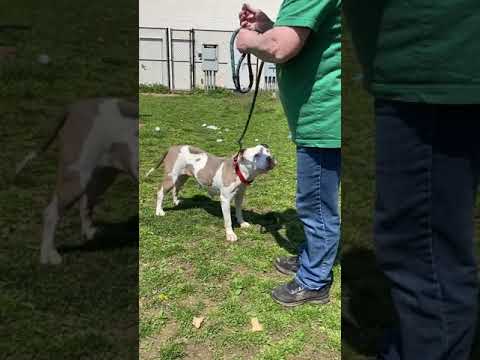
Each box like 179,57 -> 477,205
230,28 -> 265,154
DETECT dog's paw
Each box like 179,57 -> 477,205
81,225 -> 98,242
226,231 -> 238,242
240,222 -> 251,229
173,199 -> 182,206
155,209 -> 166,217
40,249 -> 63,265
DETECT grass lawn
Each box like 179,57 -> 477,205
139,92 -> 341,359
1,1 -> 138,358
341,26 -> 480,360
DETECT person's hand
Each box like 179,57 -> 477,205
236,28 -> 259,54
238,3 -> 274,33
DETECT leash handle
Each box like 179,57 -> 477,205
230,29 -> 254,93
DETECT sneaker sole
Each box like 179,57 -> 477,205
271,294 -> 330,307
274,261 -> 297,276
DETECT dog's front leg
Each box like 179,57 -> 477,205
235,186 -> 250,228
220,193 -> 237,242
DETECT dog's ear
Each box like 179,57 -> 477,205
260,143 -> 269,149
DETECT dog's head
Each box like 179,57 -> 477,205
237,144 -> 277,175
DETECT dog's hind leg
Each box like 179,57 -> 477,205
41,168 -> 87,265
79,167 -> 118,242
41,193 -> 62,265
172,175 -> 188,206
156,176 -> 174,216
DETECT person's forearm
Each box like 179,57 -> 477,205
243,29 -> 292,64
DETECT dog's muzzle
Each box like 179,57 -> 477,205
256,155 -> 276,171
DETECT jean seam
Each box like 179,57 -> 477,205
317,152 -> 332,281
427,119 -> 449,353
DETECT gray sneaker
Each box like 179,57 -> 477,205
271,279 -> 330,307
274,255 -> 299,276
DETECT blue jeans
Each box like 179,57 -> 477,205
375,100 -> 480,360
295,147 -> 341,290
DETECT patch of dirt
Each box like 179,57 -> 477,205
140,320 -> 179,360
184,343 -> 214,360
287,344 -> 340,360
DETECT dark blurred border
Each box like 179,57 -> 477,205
0,1 -> 138,359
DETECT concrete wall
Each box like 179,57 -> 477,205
140,0 -> 281,30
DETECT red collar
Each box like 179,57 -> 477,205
233,155 -> 253,186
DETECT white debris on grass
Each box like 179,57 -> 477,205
216,139 -> 223,143
206,125 -> 219,130
37,54 -> 50,65
192,316 -> 205,329
155,126 -> 160,132
202,123 -> 207,127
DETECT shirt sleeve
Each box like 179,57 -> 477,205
274,0 -> 338,32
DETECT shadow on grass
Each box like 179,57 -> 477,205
342,247 -> 480,359
59,215 -> 139,254
341,247 -> 394,357
165,194 -> 305,254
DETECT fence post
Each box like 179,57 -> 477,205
170,29 -> 175,91
191,29 -> 196,91
166,28 -> 171,90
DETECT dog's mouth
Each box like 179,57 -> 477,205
265,156 -> 277,170
253,154 -> 277,171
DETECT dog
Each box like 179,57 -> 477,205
15,97 -> 139,265
146,144 -> 276,242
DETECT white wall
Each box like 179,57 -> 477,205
140,0 -> 281,30
139,0 -> 282,89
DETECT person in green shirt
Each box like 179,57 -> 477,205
344,1 -> 480,359
236,1 -> 341,306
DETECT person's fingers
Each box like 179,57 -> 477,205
240,22 -> 255,31
244,3 -> 258,14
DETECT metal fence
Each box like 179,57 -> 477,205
139,27 -> 277,92
139,27 -> 170,88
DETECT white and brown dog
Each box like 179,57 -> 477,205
146,144 -> 276,242
16,97 -> 139,265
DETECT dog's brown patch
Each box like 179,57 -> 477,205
188,146 -> 204,155
162,146 -> 182,173
197,155 -> 223,187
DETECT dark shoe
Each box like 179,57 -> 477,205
271,279 -> 330,307
274,255 -> 299,276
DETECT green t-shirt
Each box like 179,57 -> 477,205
274,0 -> 341,148
344,0 -> 480,104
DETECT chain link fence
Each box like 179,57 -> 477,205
139,27 -> 277,92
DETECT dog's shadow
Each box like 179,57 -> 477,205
166,194 -> 305,254
59,215 -> 139,254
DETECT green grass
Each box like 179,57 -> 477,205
0,1 -> 138,358
139,92 -> 341,359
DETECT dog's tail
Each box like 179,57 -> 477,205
145,151 -> 168,178
15,112 -> 69,177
